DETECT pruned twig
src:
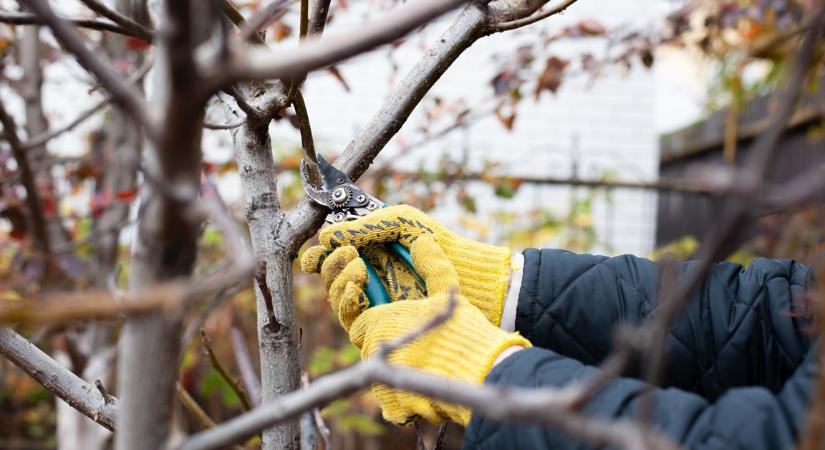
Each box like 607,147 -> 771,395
254,261 -> 281,333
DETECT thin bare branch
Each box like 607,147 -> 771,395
239,0 -> 293,43
23,55 -> 154,149
292,89 -> 318,165
0,103 -> 52,254
21,0 -> 152,132
254,261 -> 281,333
0,11 -> 150,40
78,0 -> 153,42
214,0 -> 471,84
301,373 -> 330,450
180,354 -> 674,450
200,330 -> 253,411
28,99 -> 108,147
490,0 -> 580,33
222,0 -> 266,45
0,283 -> 187,325
283,2 -> 531,252
177,382 -> 218,428
203,116 -> 247,129
433,423 -> 449,450
308,0 -> 331,36
231,327 -> 261,406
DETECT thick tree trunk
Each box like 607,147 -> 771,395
115,1 -> 206,449
233,117 -> 301,450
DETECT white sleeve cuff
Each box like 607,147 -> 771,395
500,251 -> 523,332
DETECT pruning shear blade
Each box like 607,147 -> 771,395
300,156 -> 384,223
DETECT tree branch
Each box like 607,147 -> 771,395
179,294 -> 676,450
78,0 -> 154,43
23,55 -> 154,149
231,327 -> 261,406
490,0 -> 580,33
283,3 -> 492,252
239,0 -> 292,43
0,327 -> 118,430
0,11 -> 150,41
21,0 -> 152,132
200,330 -> 253,411
213,0 -> 472,84
0,102 -> 52,254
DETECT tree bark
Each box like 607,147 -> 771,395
232,115 -> 301,450
115,2 -> 207,450
0,328 -> 117,430
60,1 -> 148,449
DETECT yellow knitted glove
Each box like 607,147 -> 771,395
301,235 -> 460,331
301,243 -> 427,309
308,236 -> 530,425
319,205 -> 512,326
351,293 -> 531,426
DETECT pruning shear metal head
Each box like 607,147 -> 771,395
300,155 -> 384,223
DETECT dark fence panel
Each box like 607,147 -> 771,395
656,85 -> 825,246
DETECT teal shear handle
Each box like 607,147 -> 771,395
362,242 -> 423,307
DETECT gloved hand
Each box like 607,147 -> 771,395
353,292 -> 529,425
304,236 -> 530,425
301,243 -> 427,308
301,235 -> 460,330
317,205 -> 513,326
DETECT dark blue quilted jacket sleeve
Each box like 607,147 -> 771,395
462,346 -> 817,450
514,249 -> 813,398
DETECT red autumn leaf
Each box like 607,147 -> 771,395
534,56 -> 569,100
115,188 -> 138,202
42,197 -> 57,216
126,38 -> 151,51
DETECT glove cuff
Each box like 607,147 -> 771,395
422,302 -> 530,425
441,235 -> 512,326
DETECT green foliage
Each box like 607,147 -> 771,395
199,368 -> 242,409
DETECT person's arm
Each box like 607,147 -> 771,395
463,345 -> 817,450
509,249 -> 814,397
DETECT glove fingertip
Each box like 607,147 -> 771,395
338,281 -> 370,332
300,245 -> 328,274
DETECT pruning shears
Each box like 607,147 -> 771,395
300,155 -> 424,307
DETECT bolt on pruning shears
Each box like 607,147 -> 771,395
300,155 -> 424,307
